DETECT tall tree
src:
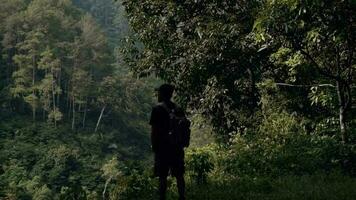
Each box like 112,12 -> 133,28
12,30 -> 45,121
69,14 -> 113,130
123,0 -> 264,137
37,49 -> 62,126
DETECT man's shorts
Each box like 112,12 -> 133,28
154,149 -> 185,177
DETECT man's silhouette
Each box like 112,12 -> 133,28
149,84 -> 185,200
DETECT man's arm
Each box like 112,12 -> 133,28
151,126 -> 159,152
149,106 -> 159,152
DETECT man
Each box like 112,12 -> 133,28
149,84 -> 186,200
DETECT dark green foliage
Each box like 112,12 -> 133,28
112,167 -> 158,200
0,116 -> 150,198
122,0 -> 265,137
1,0 -> 356,199
0,0 -> 155,198
122,0 -> 355,143
255,0 -> 356,142
184,172 -> 356,200
186,147 -> 214,185
73,0 -> 130,46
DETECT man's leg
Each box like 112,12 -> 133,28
159,175 -> 168,200
155,153 -> 168,200
174,149 -> 186,200
176,174 -> 185,200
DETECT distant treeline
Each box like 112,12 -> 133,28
0,0 -> 151,132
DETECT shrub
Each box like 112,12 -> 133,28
110,163 -> 157,200
218,111 -> 354,177
186,146 -> 215,185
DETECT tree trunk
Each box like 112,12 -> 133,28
43,109 -> 46,121
339,107 -> 347,143
57,69 -> 61,117
52,79 -> 57,128
247,68 -> 257,109
32,56 -> 36,122
72,97 -> 76,131
102,176 -> 112,200
336,81 -> 348,143
32,107 -> 36,122
82,100 -> 87,128
78,99 -> 82,112
64,82 -> 67,108
68,95 -> 72,119
95,105 -> 106,133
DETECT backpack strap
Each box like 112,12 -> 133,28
158,102 -> 177,134
157,102 -> 175,114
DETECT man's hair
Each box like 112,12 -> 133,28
157,84 -> 175,99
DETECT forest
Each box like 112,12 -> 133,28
0,0 -> 355,199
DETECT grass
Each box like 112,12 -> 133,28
162,172 -> 356,200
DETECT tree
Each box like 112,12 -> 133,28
0,1 -> 28,110
95,76 -> 121,133
8,0 -> 77,122
12,30 -> 46,121
123,0 -> 356,143
255,0 -> 356,142
37,49 -> 63,126
73,0 -> 131,45
123,0 -> 264,138
69,67 -> 92,130
69,14 -> 113,130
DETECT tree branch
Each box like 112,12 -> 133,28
275,83 -> 336,88
344,83 -> 352,110
275,83 -> 356,88
299,49 -> 343,82
346,3 -> 354,83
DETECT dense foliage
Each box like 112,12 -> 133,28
0,0 -> 153,198
123,0 -> 356,143
1,0 -> 356,199
120,0 -> 356,198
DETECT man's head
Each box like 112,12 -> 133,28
156,84 -> 175,102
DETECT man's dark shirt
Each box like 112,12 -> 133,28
149,101 -> 176,153
149,101 -> 185,177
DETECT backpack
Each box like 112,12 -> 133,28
159,102 -> 191,148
